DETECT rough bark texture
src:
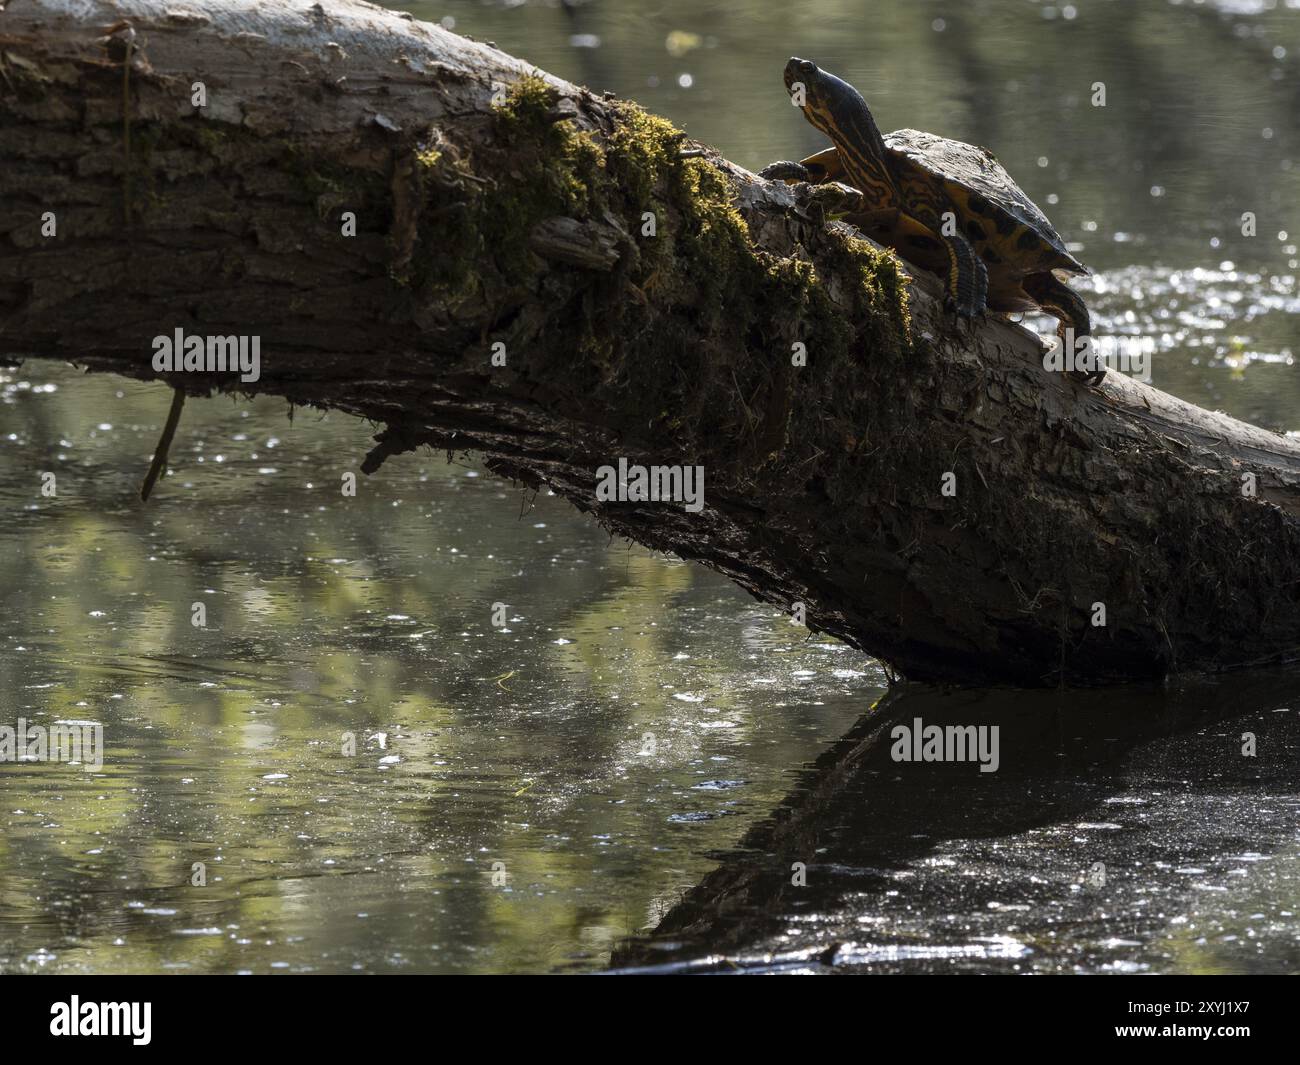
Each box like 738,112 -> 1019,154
5,0 -> 1300,686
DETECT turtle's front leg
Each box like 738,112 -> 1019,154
940,232 -> 989,319
759,160 -> 814,182
772,178 -> 868,223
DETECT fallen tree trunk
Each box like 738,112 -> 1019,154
4,0 -> 1300,686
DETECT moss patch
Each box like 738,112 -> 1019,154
111,75 -> 916,499
410,76 -> 913,485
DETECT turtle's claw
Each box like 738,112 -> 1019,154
945,295 -> 984,322
759,160 -> 813,183
800,180 -> 865,219
1066,333 -> 1106,386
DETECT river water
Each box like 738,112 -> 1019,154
1,0 -> 1297,973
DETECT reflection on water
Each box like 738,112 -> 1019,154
0,365 -> 884,973
613,678 -> 1300,974
2,0 -> 1299,973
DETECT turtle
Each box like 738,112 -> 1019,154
760,58 -> 1101,384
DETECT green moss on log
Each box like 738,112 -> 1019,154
105,74 -> 915,493
410,76 -> 912,481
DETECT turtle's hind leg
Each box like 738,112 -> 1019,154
1024,272 -> 1101,385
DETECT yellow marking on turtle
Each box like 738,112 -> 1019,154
945,183 -> 1055,272
803,102 -> 897,207
797,146 -> 844,183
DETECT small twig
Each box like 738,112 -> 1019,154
140,387 -> 185,502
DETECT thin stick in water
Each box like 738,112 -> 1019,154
140,387 -> 186,502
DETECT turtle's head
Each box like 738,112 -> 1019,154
783,58 -> 893,196
783,58 -> 844,115
784,58 -> 880,147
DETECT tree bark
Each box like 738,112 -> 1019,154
4,0 -> 1300,686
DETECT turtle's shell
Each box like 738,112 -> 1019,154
884,128 -> 1088,277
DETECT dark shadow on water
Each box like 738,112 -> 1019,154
611,672 -> 1300,974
